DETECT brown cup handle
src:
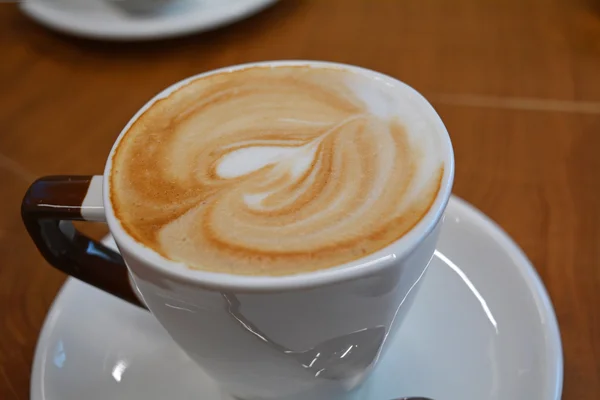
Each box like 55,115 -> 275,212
21,175 -> 146,309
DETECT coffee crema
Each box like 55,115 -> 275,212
110,65 -> 444,276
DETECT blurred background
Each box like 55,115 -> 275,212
1,0 -> 599,399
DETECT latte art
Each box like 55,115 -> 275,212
110,66 -> 445,275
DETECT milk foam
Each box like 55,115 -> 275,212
215,72 -> 443,212
110,65 -> 445,276
345,73 -> 444,210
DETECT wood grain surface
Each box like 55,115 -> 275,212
1,0 -> 599,398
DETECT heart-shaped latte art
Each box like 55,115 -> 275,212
111,66 -> 444,275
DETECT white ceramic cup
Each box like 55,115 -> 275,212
22,61 -> 454,400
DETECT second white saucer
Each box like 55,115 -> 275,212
30,196 -> 563,400
20,0 -> 278,41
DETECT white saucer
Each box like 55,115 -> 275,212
20,0 -> 278,41
30,196 -> 563,400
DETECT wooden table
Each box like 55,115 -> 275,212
1,0 -> 599,398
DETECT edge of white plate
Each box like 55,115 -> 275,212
447,196 -> 563,399
29,195 -> 563,399
20,0 -> 279,41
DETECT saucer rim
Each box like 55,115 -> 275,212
20,0 -> 279,41
29,195 -> 564,399
449,196 -> 564,399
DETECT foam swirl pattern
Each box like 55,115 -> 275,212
110,66 -> 444,276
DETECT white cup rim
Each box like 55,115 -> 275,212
103,60 -> 455,292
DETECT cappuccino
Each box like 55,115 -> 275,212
110,65 -> 445,276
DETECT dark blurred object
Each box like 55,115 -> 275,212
106,0 -> 176,15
